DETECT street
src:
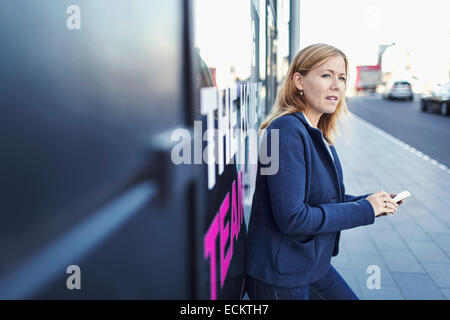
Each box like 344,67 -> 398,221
332,107 -> 450,300
346,94 -> 450,168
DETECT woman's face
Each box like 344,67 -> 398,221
294,55 -> 347,116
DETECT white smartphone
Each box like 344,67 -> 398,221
392,190 -> 411,203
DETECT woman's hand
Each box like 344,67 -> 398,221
390,193 -> 405,205
366,190 -> 399,217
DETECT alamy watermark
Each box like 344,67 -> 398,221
170,122 -> 279,174
66,5 -> 81,30
366,265 -> 381,290
66,265 -> 81,290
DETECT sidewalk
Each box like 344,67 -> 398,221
332,112 -> 450,300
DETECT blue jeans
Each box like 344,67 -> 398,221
246,265 -> 359,300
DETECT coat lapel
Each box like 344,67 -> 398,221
329,145 -> 344,201
292,112 -> 343,200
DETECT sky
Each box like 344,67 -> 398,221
299,0 -> 450,88
193,0 -> 449,90
194,0 -> 253,86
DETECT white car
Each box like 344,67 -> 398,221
383,81 -> 414,101
421,82 -> 450,116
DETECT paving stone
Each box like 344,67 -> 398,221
406,241 -> 450,263
429,233 -> 450,257
370,218 -> 395,232
405,204 -> 434,218
379,250 -> 425,273
391,272 -> 446,300
393,224 -> 431,242
352,263 -> 397,288
422,263 -> 450,288
369,230 -> 409,251
441,289 -> 450,300
345,253 -> 396,287
411,216 -> 449,233
333,112 -> 450,299
346,252 -> 384,269
341,226 -> 372,242
433,211 -> 450,229
359,285 -> 404,300
331,251 -> 351,269
386,210 -> 416,227
342,239 -> 378,255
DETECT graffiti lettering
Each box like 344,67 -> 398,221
204,171 -> 245,300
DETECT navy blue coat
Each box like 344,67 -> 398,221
246,112 -> 375,287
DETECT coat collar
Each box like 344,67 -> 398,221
292,112 -> 323,136
292,112 -> 310,127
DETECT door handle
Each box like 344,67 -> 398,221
147,126 -> 197,202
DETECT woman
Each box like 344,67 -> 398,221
246,43 -> 403,300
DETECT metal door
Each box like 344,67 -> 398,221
0,0 -> 198,299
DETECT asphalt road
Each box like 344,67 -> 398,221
346,94 -> 450,168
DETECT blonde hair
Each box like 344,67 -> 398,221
259,43 -> 349,144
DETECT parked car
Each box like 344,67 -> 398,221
421,82 -> 450,116
383,80 -> 414,101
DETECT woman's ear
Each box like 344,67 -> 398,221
293,72 -> 303,91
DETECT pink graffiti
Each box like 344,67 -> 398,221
204,170 -> 245,300
220,192 -> 231,288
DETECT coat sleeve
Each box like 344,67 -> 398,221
344,193 -> 372,202
265,122 -> 375,236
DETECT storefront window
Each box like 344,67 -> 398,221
193,0 -> 253,88
277,0 -> 290,84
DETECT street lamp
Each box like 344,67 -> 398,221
378,42 -> 396,66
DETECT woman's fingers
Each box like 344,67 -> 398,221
390,193 -> 404,205
368,190 -> 401,217
384,202 -> 397,215
385,199 -> 398,209
380,192 -> 398,208
376,191 -> 398,216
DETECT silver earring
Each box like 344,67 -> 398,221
300,90 -> 304,96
